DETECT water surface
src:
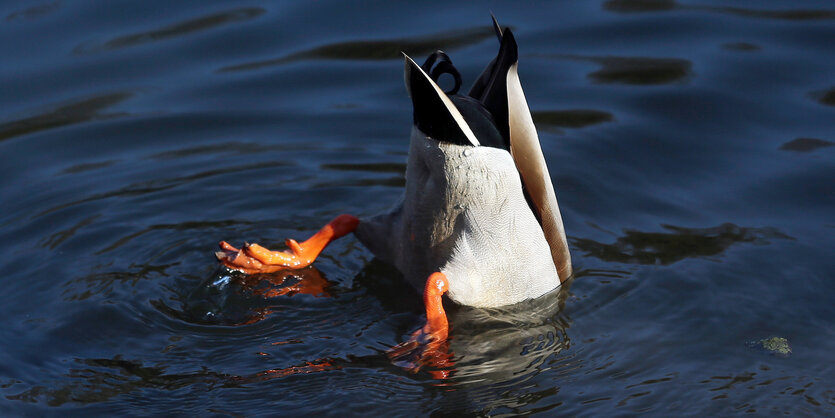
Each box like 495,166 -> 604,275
1,0 -> 834,415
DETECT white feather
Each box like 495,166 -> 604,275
355,128 -> 560,308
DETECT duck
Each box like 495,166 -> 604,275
217,18 -> 572,346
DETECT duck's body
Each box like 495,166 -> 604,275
356,128 -> 559,307
218,18 -> 572,349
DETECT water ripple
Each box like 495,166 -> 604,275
542,54 -> 692,85
218,26 -> 495,72
532,109 -> 615,132
573,223 -> 793,265
604,0 -> 835,21
0,92 -> 132,142
73,7 -> 266,54
779,138 -> 835,153
34,161 -> 288,220
4,1 -> 60,21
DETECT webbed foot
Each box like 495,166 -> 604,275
217,214 -> 359,274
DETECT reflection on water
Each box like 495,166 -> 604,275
603,0 -> 835,20
779,138 -> 834,153
73,8 -> 266,54
0,93 -> 132,142
573,223 -> 792,265
218,26 -> 495,72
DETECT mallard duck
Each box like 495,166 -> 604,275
218,18 -> 572,344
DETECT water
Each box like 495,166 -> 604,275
1,0 -> 833,415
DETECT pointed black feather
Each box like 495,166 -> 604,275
467,28 -> 518,151
406,57 -> 473,146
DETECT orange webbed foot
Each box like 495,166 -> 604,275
216,214 -> 359,274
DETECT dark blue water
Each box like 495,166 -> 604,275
1,0 -> 834,415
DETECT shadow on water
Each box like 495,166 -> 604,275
573,223 -> 793,265
73,8 -> 265,54
603,0 -> 835,20
0,93 -> 132,142
779,138 -> 835,153
218,26 -> 496,72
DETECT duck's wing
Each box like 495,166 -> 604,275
470,25 -> 573,281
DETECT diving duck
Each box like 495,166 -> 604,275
218,18 -> 572,344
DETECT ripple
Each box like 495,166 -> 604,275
96,219 -> 253,254
158,267 -> 336,326
148,141 -> 279,160
0,92 -> 132,142
40,214 -> 100,250
721,42 -> 761,52
63,262 -> 177,301
532,109 -> 614,131
61,160 -> 119,174
312,169 -> 405,188
586,56 -> 692,85
4,1 -> 60,21
573,223 -> 793,265
73,7 -> 266,54
811,87 -> 835,107
5,356 -> 235,407
34,161 -> 287,219
603,0 -> 835,20
321,162 -> 406,174
603,0 -> 677,13
544,54 -> 693,85
218,26 -> 495,72
779,138 -> 835,153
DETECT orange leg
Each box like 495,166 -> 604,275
388,272 -> 455,377
420,272 -> 450,342
217,214 -> 359,274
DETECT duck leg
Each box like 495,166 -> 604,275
217,214 -> 360,274
420,272 -> 450,342
388,272 -> 455,377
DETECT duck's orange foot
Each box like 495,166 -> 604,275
216,214 -> 359,274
